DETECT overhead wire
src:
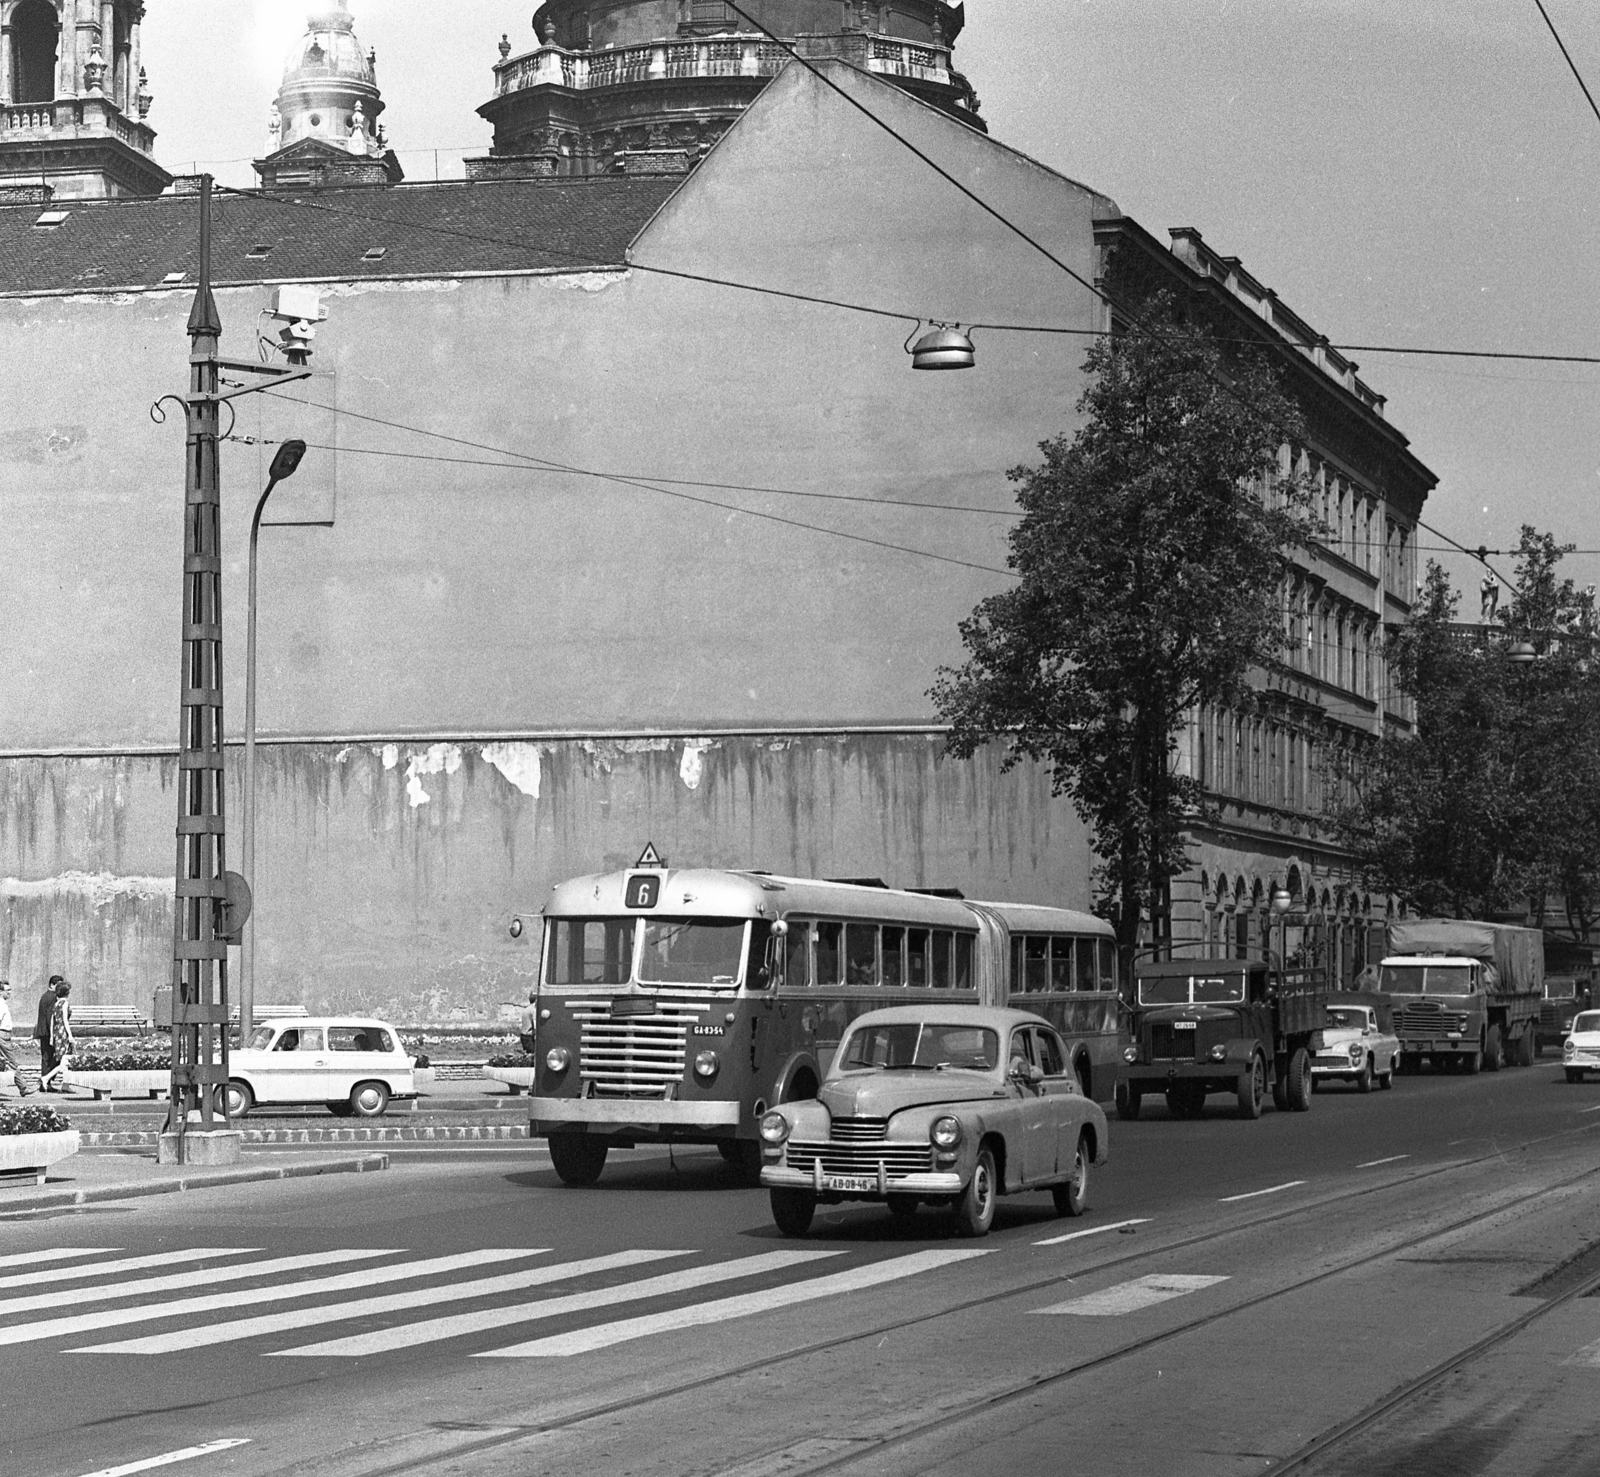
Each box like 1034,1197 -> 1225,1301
1534,0 -> 1600,128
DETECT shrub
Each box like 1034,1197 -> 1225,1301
67,1053 -> 169,1073
488,1052 -> 537,1068
0,1104 -> 72,1136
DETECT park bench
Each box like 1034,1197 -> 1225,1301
69,1005 -> 153,1038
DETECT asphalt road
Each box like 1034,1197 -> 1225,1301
7,1059 -> 1600,1477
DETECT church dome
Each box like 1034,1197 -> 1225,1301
285,5 -> 376,87
269,0 -> 388,157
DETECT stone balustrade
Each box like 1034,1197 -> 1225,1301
0,98 -> 156,154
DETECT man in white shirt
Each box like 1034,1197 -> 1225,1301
0,980 -> 35,1097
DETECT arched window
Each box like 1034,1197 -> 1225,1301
11,0 -> 58,106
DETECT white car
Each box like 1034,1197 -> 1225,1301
1563,1011 -> 1600,1083
221,1017 -> 418,1118
1311,1005 -> 1399,1092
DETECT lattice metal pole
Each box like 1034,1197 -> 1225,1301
167,175 -> 230,1145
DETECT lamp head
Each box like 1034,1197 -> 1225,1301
1270,886 -> 1293,916
268,439 -> 307,483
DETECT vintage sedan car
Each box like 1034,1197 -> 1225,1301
1562,1010 -> 1600,1082
758,1004 -> 1109,1238
219,1017 -> 419,1118
1311,1004 -> 1400,1092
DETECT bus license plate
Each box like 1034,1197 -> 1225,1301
824,1175 -> 876,1193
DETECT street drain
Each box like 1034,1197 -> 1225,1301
1514,1238 -> 1600,1299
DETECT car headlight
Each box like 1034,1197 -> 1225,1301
759,1110 -> 790,1144
1349,1044 -> 1365,1063
545,1047 -> 571,1072
1209,1044 -> 1227,1062
1565,1040 -> 1578,1055
693,1049 -> 719,1079
1122,1045 -> 1139,1064
930,1116 -> 962,1149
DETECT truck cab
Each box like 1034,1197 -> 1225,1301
1539,976 -> 1589,1055
1116,959 -> 1320,1121
1379,954 -> 1492,1071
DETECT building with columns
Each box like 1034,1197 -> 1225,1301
0,0 -> 166,199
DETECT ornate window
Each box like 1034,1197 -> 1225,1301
10,0 -> 58,105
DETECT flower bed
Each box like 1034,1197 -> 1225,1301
0,1105 -> 79,1185
0,1103 -> 71,1136
65,1052 -> 169,1073
487,1052 -> 537,1069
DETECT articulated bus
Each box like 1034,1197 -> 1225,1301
523,859 -> 1120,1186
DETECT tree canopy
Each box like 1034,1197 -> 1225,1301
931,294 -> 1315,964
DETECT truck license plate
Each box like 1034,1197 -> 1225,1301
824,1175 -> 876,1193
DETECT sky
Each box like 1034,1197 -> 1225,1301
142,0 -> 1600,601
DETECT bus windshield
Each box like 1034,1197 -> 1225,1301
836,1023 -> 999,1073
640,918 -> 747,986
1380,964 -> 1474,996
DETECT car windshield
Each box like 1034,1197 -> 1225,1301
1380,964 -> 1473,996
1326,1008 -> 1365,1030
836,1023 -> 999,1073
639,919 -> 747,986
245,1025 -> 275,1050
1573,1012 -> 1600,1034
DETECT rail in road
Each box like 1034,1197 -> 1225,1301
18,1103 -> 1600,1477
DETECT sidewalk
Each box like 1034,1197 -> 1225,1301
0,1145 -> 389,1215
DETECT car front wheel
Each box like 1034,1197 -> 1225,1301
1356,1057 -> 1374,1093
954,1146 -> 998,1238
770,1187 -> 816,1236
350,1081 -> 390,1118
216,1080 -> 252,1119
1052,1132 -> 1090,1217
1567,1068 -> 1585,1084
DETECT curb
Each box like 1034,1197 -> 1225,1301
0,1152 -> 390,1214
82,1123 -> 532,1147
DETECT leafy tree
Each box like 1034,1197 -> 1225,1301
1339,528 -> 1600,929
930,293 -> 1315,969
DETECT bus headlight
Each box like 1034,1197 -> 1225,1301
759,1111 -> 790,1144
545,1047 -> 571,1073
930,1116 -> 962,1149
694,1050 -> 720,1079
1122,1045 -> 1139,1064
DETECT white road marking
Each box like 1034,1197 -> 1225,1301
72,1438 -> 251,1476
478,1248 -> 991,1360
79,1249 -> 686,1355
1565,1336 -> 1600,1366
1034,1218 -> 1151,1246
274,1251 -> 840,1359
0,1247 -> 260,1292
0,1247 -> 119,1272
1357,1155 -> 1409,1168
1029,1273 -> 1229,1316
0,1248 -> 393,1324
1578,1105 -> 1600,1114
1219,1180 -> 1306,1203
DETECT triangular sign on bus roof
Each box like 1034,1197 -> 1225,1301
634,842 -> 666,869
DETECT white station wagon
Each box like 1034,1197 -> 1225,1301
1563,1011 -> 1600,1083
221,1017 -> 418,1118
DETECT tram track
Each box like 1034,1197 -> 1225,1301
267,1118 -> 1600,1477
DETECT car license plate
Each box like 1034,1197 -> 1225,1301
823,1174 -> 876,1193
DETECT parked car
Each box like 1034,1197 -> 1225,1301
1563,1010 -> 1600,1083
1311,1004 -> 1400,1092
758,1004 -> 1109,1238
220,1017 -> 419,1118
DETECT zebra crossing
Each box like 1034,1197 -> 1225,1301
0,1243 -> 989,1362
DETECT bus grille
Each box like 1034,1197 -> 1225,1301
828,1117 -> 889,1141
1396,1001 -> 1468,1035
785,1141 -> 933,1176
572,1000 -> 697,1097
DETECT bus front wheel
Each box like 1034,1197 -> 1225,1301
718,1139 -> 763,1185
548,1132 -> 608,1186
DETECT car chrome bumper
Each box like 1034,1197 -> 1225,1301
760,1166 -> 964,1196
529,1096 -> 742,1128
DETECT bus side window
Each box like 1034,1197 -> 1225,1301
1076,938 -> 1098,992
1049,937 -> 1072,992
907,929 -> 930,987
784,920 -> 811,987
845,923 -> 877,986
815,921 -> 843,986
1025,935 -> 1049,993
931,931 -> 953,989
882,927 -> 906,986
1097,938 -> 1118,992
1011,937 -> 1024,995
955,933 -> 975,990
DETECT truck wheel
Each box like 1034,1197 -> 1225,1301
1356,1057 -> 1374,1094
1464,1049 -> 1482,1075
547,1132 -> 609,1186
770,1188 -> 816,1236
1115,1080 -> 1141,1121
718,1140 -> 764,1186
1484,1024 -> 1504,1072
1272,1071 -> 1290,1111
1237,1055 -> 1264,1120
1518,1029 -> 1536,1067
1288,1048 -> 1313,1111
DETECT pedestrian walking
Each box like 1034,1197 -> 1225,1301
34,974 -> 63,1090
0,980 -> 35,1098
43,981 -> 74,1091
518,990 -> 538,1057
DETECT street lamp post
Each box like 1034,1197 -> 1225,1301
240,438 -> 307,1040
1270,884 -> 1293,988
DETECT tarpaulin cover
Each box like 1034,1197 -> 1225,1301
1387,920 -> 1543,996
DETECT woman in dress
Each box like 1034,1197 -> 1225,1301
45,980 -> 73,1090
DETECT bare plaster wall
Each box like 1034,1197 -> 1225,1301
0,734 -> 1092,1022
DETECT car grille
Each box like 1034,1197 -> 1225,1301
828,1117 -> 889,1141
570,999 -> 699,1097
1396,1001 -> 1468,1035
1149,1025 -> 1196,1061
784,1141 -> 934,1176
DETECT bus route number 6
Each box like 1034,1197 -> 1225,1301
625,874 -> 661,909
